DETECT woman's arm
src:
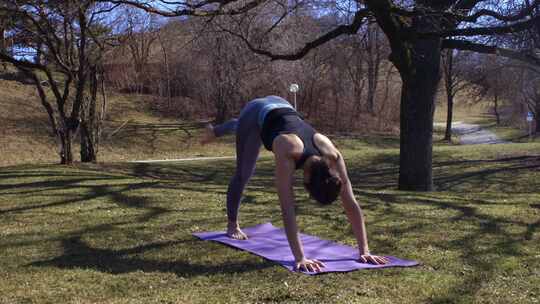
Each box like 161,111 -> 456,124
315,134 -> 387,264
274,153 -> 304,259
273,139 -> 325,272
334,151 -> 389,265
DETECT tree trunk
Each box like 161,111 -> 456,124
397,22 -> 441,191
157,32 -> 171,109
493,93 -> 500,125
534,96 -> 540,136
348,40 -> 365,127
59,129 -> 73,165
444,94 -> 454,141
214,82 -> 227,124
0,26 -> 4,52
80,67 -> 101,163
35,41 -> 42,65
212,36 -> 230,124
0,25 -> 5,70
366,23 -> 381,114
80,103 -> 98,163
366,61 -> 377,114
80,121 -> 97,162
443,50 -> 454,142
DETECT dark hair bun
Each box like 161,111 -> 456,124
326,176 -> 342,187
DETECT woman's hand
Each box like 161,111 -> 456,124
359,254 -> 390,265
295,258 -> 326,272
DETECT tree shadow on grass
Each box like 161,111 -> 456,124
0,164 -> 278,228
0,180 -> 162,216
29,236 -> 275,277
343,152 -> 540,193
4,153 -> 539,301
0,175 -> 125,193
91,162 -> 227,185
354,190 -> 537,303
433,155 -> 540,193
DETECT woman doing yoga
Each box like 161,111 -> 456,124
202,96 -> 389,272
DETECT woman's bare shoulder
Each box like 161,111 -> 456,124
272,134 -> 303,158
314,134 -> 340,160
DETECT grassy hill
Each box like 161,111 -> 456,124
0,73 -> 238,167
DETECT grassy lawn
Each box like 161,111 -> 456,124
1,139 -> 539,304
479,124 -> 540,144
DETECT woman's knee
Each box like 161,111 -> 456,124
232,169 -> 254,186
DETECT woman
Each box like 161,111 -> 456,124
202,96 -> 388,272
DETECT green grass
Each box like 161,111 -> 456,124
478,124 -> 540,144
434,92 -> 494,126
1,140 -> 539,304
2,67 -> 539,303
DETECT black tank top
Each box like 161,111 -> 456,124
260,108 -> 321,169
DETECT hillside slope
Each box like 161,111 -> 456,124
0,75 -> 235,167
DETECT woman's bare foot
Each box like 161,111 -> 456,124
200,123 -> 216,145
227,222 -> 248,240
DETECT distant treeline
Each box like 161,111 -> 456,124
101,14 -> 402,133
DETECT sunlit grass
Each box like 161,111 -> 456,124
2,68 -> 539,303
1,141 -> 539,303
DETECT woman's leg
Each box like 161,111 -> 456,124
226,103 -> 262,238
202,99 -> 263,143
201,119 -> 238,144
213,119 -> 238,137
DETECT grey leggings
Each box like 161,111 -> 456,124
214,98 -> 291,223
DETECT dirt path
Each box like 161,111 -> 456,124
130,156 -> 236,163
436,122 -> 507,145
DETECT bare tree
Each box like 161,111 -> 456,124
345,34 -> 367,125
441,50 -> 478,141
364,21 -> 384,114
442,49 -> 456,141
0,17 -> 5,68
0,1 -> 114,164
156,28 -> 171,108
523,0 -> 540,133
118,7 -> 159,94
0,10 -> 13,70
80,64 -> 107,162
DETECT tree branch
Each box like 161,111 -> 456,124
442,39 -> 540,66
99,0 -> 266,17
263,0 -> 304,36
363,0 -> 411,71
422,14 -> 540,37
393,0 -> 540,23
454,0 -> 488,11
222,9 -> 371,61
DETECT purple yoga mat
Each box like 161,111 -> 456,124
193,222 -> 419,275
